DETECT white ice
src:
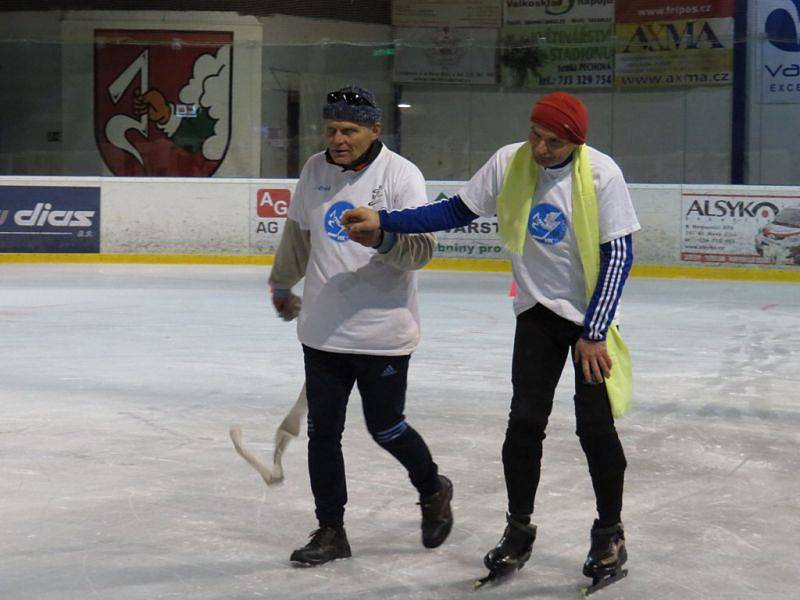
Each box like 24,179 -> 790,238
2,264 -> 799,599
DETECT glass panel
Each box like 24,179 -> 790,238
0,4 -> 797,185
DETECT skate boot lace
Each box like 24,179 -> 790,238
307,526 -> 338,547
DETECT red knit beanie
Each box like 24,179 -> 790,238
530,92 -> 588,145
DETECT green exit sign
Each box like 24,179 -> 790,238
372,48 -> 395,57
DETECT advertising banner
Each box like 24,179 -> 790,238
0,186 -> 101,253
759,0 -> 800,103
250,181 -> 504,259
393,27 -> 498,84
427,183 -> 505,259
680,189 -> 800,265
500,0 -> 614,88
250,182 -> 296,254
615,0 -> 734,88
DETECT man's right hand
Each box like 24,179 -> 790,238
272,292 -> 302,321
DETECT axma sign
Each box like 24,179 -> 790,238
0,187 -> 101,253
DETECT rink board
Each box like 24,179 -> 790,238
2,176 -> 800,281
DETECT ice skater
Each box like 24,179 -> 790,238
268,85 -> 453,566
343,92 -> 639,592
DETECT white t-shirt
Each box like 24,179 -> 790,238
289,145 -> 427,355
459,142 -> 641,325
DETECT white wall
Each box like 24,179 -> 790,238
0,12 -> 64,175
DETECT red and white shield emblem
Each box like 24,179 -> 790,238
94,30 -> 233,177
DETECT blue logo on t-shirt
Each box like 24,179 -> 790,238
528,203 -> 568,245
324,200 -> 354,242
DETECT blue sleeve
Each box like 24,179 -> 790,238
583,234 -> 634,341
379,195 -> 479,233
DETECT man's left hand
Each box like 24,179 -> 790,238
574,338 -> 612,385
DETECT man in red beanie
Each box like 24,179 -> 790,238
341,91 -> 639,592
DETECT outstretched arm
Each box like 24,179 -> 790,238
343,195 -> 478,240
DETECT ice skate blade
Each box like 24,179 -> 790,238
473,566 -> 519,590
581,568 -> 628,596
290,555 -> 350,568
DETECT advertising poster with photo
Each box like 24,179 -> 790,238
392,0 -> 500,28
426,183 -> 505,259
615,0 -> 734,88
249,182 -> 296,253
680,189 -> 800,266
393,27 -> 498,85
759,0 -> 800,103
499,0 -> 614,88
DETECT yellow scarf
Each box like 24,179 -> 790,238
497,143 -> 633,417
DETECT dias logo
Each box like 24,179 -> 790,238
257,189 -> 291,218
9,202 -> 95,227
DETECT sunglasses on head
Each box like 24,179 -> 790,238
326,91 -> 375,107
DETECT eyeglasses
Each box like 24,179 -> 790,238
326,91 -> 375,107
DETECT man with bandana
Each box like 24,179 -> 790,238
269,85 -> 453,567
343,92 -> 639,590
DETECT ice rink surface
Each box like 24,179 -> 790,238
2,263 -> 798,599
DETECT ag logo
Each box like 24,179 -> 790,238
324,201 -> 354,242
528,203 -> 568,245
94,29 -> 233,176
765,0 -> 800,52
257,189 -> 291,218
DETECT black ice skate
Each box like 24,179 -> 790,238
290,525 -> 352,566
581,520 -> 628,596
419,474 -> 454,548
474,515 -> 537,589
